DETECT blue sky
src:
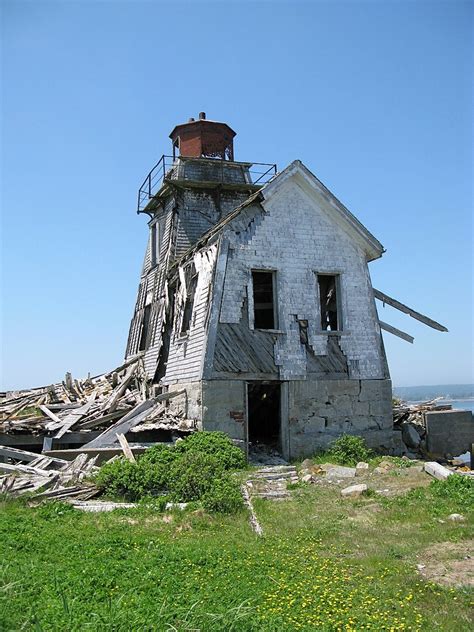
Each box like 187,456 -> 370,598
2,0 -> 472,390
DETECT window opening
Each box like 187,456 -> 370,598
252,270 -> 276,329
139,304 -> 152,351
180,264 -> 198,334
318,274 -> 340,331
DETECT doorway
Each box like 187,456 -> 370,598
247,382 -> 281,448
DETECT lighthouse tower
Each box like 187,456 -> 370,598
125,113 -> 276,381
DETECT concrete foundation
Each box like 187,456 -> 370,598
195,377 -> 393,459
425,409 -> 474,458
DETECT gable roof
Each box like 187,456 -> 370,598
172,159 -> 384,269
262,160 -> 384,261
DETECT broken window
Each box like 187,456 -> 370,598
180,264 -> 198,334
139,304 -> 152,351
318,274 -> 341,331
252,270 -> 276,329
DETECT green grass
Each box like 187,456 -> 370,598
1,477 -> 473,631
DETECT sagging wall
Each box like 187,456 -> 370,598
288,378 -> 393,457
217,179 -> 388,381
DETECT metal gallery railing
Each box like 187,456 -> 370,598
137,155 -> 277,214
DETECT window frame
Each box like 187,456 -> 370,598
251,268 -> 279,331
316,272 -> 343,333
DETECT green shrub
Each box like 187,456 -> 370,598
94,431 -> 247,512
326,434 -> 372,466
168,451 -> 224,502
95,457 -> 170,501
174,431 -> 246,470
202,475 -> 244,514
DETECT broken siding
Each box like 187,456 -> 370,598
162,245 -> 217,384
216,180 -> 387,381
213,323 -> 278,375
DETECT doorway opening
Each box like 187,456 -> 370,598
247,382 -> 281,448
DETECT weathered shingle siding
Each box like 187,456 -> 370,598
162,245 -> 217,384
217,180 -> 387,381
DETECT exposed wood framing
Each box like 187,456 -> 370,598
374,289 -> 448,332
379,320 -> 414,344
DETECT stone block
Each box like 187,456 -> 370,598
341,483 -> 367,498
424,461 -> 452,480
326,465 -> 357,479
425,410 -> 474,457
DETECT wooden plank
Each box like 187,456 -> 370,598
0,444 -> 68,466
374,289 -> 448,332
116,433 -> 136,463
54,393 -> 98,439
83,399 -> 157,448
379,320 -> 414,344
39,405 -> 63,425
101,363 -> 137,413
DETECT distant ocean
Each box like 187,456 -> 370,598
407,399 -> 474,413
443,399 -> 474,413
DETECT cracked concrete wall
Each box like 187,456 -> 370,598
201,380 -> 246,442
288,379 -> 393,457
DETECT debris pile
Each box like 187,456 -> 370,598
0,354 -> 196,447
0,446 -> 100,500
393,399 -> 452,454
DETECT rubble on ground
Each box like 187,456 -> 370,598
392,399 -> 451,455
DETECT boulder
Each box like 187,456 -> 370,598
341,483 -> 368,498
401,423 -> 421,449
301,474 -> 313,484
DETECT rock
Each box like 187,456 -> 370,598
355,462 -> 369,476
379,460 -> 395,470
402,423 -> 421,450
301,474 -> 313,484
448,513 -> 465,522
341,483 -> 368,498
373,466 -> 389,475
301,459 -> 313,470
326,466 -> 357,479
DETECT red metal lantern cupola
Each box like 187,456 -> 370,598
169,112 -> 236,161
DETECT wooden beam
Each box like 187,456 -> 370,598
374,289 -> 448,332
379,320 -> 414,344
116,433 -> 136,463
83,399 -> 157,449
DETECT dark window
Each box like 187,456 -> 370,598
318,274 -> 340,331
139,304 -> 152,351
180,265 -> 198,334
252,270 -> 276,329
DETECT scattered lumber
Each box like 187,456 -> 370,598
0,356 -> 196,450
0,444 -> 101,500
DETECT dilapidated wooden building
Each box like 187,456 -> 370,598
125,114 -> 446,459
